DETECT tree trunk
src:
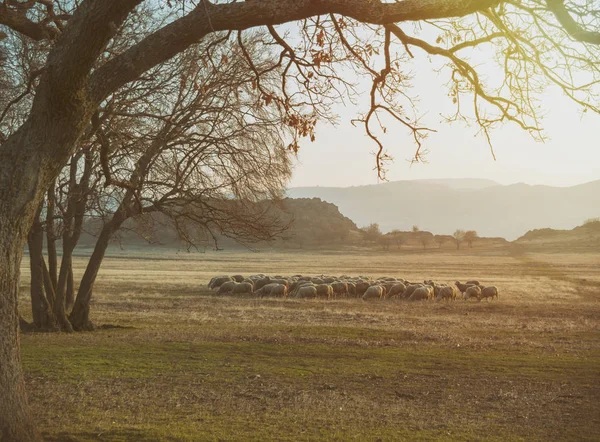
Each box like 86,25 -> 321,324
66,265 -> 75,310
46,182 -> 58,292
27,209 -> 58,331
54,250 -> 75,332
70,211 -> 128,331
0,147 -> 44,440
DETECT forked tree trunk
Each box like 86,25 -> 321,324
70,211 -> 128,331
27,208 -> 58,331
46,182 -> 59,292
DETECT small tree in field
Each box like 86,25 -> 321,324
361,223 -> 382,244
412,225 -> 420,233
453,229 -> 466,250
434,235 -> 447,248
390,229 -> 407,250
464,230 -> 479,248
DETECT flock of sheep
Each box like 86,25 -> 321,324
207,274 -> 499,302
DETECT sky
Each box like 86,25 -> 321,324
288,31 -> 599,189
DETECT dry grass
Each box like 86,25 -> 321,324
17,248 -> 600,441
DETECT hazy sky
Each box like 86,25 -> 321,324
288,35 -> 599,189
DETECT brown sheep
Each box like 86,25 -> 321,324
387,282 -> 407,298
409,285 -> 433,301
270,284 -> 288,298
480,286 -> 499,300
362,285 -> 384,300
217,281 -> 237,295
232,282 -> 253,295
436,285 -> 457,301
464,285 -> 482,301
316,284 -> 334,299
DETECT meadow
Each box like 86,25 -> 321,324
18,248 -> 600,441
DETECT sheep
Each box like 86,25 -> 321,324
466,280 -> 481,286
295,285 -> 317,299
217,281 -> 237,295
232,274 -> 245,283
270,278 -> 289,287
403,283 -> 423,299
387,282 -> 407,298
347,282 -> 356,297
331,281 -> 348,298
256,283 -> 278,297
289,281 -> 314,297
436,285 -> 457,301
409,285 -> 433,301
480,286 -> 499,301
362,285 -> 384,300
455,281 -> 476,294
316,284 -> 334,299
463,285 -> 482,301
355,281 -> 371,297
232,282 -> 253,295
270,284 -> 288,298
254,277 -> 271,291
209,276 -> 233,290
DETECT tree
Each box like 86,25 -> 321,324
360,223 -> 382,244
412,225 -> 420,233
453,229 -> 466,250
390,229 -> 407,250
434,234 -> 448,248
378,234 -> 391,251
464,230 -> 479,248
1,0 -> 599,438
420,234 -> 432,250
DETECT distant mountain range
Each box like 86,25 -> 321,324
287,179 -> 600,240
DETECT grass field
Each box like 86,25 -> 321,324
18,248 -> 600,441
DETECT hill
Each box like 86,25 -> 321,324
287,179 -> 600,240
79,198 -> 362,250
515,219 -> 600,251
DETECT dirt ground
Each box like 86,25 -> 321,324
18,248 -> 600,441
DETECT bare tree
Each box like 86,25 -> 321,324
390,229 -> 407,250
464,230 -> 479,248
453,229 -> 466,250
1,0 -> 599,438
434,234 -> 448,248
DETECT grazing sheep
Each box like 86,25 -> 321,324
463,285 -> 482,301
256,283 -> 278,297
455,281 -> 476,294
355,281 -> 371,297
217,281 -> 237,295
270,284 -> 288,298
209,276 -> 233,290
270,278 -> 290,287
232,282 -> 253,295
404,283 -> 423,299
331,281 -> 349,298
387,282 -> 407,298
347,282 -> 356,297
436,285 -> 457,301
295,285 -> 318,299
362,285 -> 384,300
232,274 -> 245,283
316,284 -> 334,299
466,280 -> 481,286
480,286 -> 499,300
254,277 -> 271,291
409,286 -> 433,301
